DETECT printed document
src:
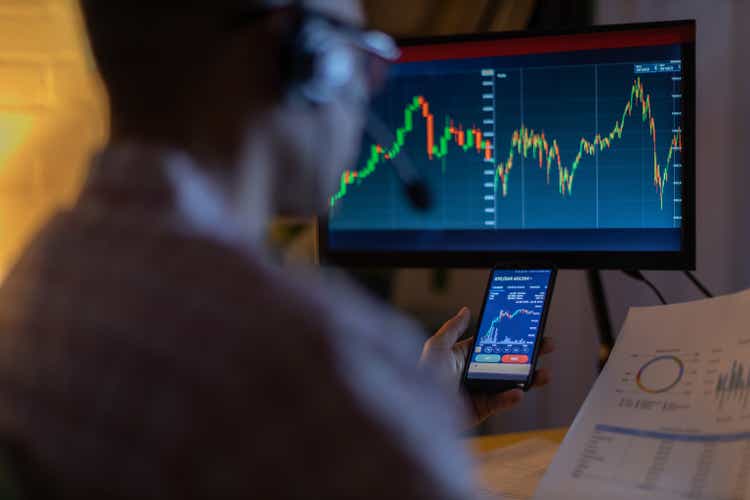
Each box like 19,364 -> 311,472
536,289 -> 750,499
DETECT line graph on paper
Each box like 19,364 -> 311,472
329,59 -> 684,231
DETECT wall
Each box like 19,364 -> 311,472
364,0 -> 535,37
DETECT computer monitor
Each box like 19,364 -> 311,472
319,21 -> 695,269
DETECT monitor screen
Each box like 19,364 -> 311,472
319,21 -> 695,269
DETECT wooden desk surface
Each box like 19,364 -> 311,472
469,427 -> 568,454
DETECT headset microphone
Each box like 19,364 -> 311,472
278,7 -> 429,209
365,111 -> 432,211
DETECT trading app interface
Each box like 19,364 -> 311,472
467,269 -> 552,381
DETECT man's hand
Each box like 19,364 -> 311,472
419,307 -> 554,426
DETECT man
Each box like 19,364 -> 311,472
0,1 -> 552,498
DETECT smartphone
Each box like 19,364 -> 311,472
462,267 -> 557,394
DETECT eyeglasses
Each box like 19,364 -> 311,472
227,5 -> 399,98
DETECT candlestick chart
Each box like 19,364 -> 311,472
328,56 -> 684,233
493,77 -> 680,210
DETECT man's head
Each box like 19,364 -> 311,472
80,0 -> 392,216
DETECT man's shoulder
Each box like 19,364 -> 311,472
0,210 -> 475,499
0,205 -> 408,341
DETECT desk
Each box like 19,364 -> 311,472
469,427 -> 568,498
470,427 -> 568,454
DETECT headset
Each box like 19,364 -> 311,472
250,2 -> 430,208
230,1 -> 397,103
278,4 -> 398,104
281,13 -> 357,103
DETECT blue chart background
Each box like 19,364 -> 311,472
327,43 -> 685,252
470,269 -> 551,369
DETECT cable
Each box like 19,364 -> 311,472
683,271 -> 714,298
641,278 -> 668,305
621,270 -> 668,305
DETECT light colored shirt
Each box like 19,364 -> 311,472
0,145 -> 475,499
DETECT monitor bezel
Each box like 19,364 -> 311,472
318,20 -> 696,270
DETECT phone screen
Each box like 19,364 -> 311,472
466,269 -> 553,382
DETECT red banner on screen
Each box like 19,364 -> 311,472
399,25 -> 695,63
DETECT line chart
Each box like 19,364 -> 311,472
480,308 -> 541,345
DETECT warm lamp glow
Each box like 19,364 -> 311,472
0,0 -> 108,281
0,113 -> 33,168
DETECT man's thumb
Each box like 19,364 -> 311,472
433,307 -> 471,346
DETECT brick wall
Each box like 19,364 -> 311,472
0,0 -> 108,279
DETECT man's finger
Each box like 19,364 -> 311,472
491,388 -> 523,410
454,337 -> 474,360
431,307 -> 471,347
531,368 -> 551,388
539,337 -> 555,356
471,389 -> 524,423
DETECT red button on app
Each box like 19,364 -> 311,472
502,354 -> 529,364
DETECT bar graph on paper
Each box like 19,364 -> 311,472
714,361 -> 750,410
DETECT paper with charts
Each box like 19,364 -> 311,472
535,289 -> 750,500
